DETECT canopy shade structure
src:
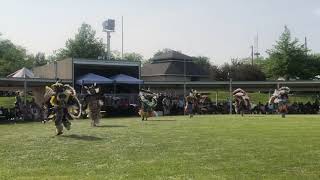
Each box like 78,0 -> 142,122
76,73 -> 114,85
7,67 -> 38,78
110,74 -> 143,84
6,67 -> 38,105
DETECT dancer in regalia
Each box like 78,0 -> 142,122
83,83 -> 103,127
139,89 -> 158,121
162,94 -> 171,116
185,89 -> 198,118
45,81 -> 82,135
269,87 -> 290,118
233,88 -> 251,116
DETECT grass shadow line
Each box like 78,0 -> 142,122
146,120 -> 177,122
96,125 -> 127,128
61,134 -> 103,141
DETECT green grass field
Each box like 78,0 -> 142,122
0,96 -> 34,108
0,97 -> 16,108
1,115 -> 320,179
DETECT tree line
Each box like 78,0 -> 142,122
154,26 -> 320,81
0,36 -> 47,77
1,23 -> 320,80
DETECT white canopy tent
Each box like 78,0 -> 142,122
7,67 -> 38,104
7,67 -> 38,78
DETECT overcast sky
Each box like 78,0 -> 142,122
1,0 -> 320,64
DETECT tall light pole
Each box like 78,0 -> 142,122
251,45 -> 254,66
107,31 -> 111,60
102,19 -> 115,60
23,78 -> 27,105
254,33 -> 260,59
121,16 -> 124,59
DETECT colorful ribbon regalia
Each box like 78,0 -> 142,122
44,81 -> 81,135
233,88 -> 251,116
83,84 -> 103,127
269,87 -> 290,118
139,89 -> 158,121
185,89 -> 198,118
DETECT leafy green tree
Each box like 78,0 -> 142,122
48,48 -> 76,62
302,54 -> 320,79
218,59 -> 266,81
192,56 -> 211,67
123,52 -> 144,62
58,23 -> 105,59
192,56 -> 221,80
103,51 -> 143,62
0,38 -> 33,77
265,26 -> 308,79
29,52 -> 48,67
208,64 -> 221,80
108,50 -> 122,61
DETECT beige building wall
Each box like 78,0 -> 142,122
33,63 -> 55,79
57,58 -> 73,80
33,58 -> 73,80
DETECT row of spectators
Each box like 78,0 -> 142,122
1,93 -> 320,121
0,107 -> 16,121
252,101 -> 320,114
156,94 -> 320,115
0,98 -> 42,122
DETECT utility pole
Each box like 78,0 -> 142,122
254,33 -> 260,59
305,37 -> 308,51
251,45 -> 254,66
121,16 -> 124,59
183,58 -> 186,115
228,72 -> 233,115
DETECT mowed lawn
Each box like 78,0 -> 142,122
1,115 -> 320,179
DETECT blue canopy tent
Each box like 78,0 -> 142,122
76,73 -> 114,85
110,74 -> 143,95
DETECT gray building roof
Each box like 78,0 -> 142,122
152,50 -> 193,62
142,61 -> 209,77
142,51 -> 209,77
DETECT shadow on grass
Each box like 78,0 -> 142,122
61,134 -> 103,141
97,125 -> 127,128
0,120 -> 14,125
146,120 -> 177,122
0,119 -> 40,125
